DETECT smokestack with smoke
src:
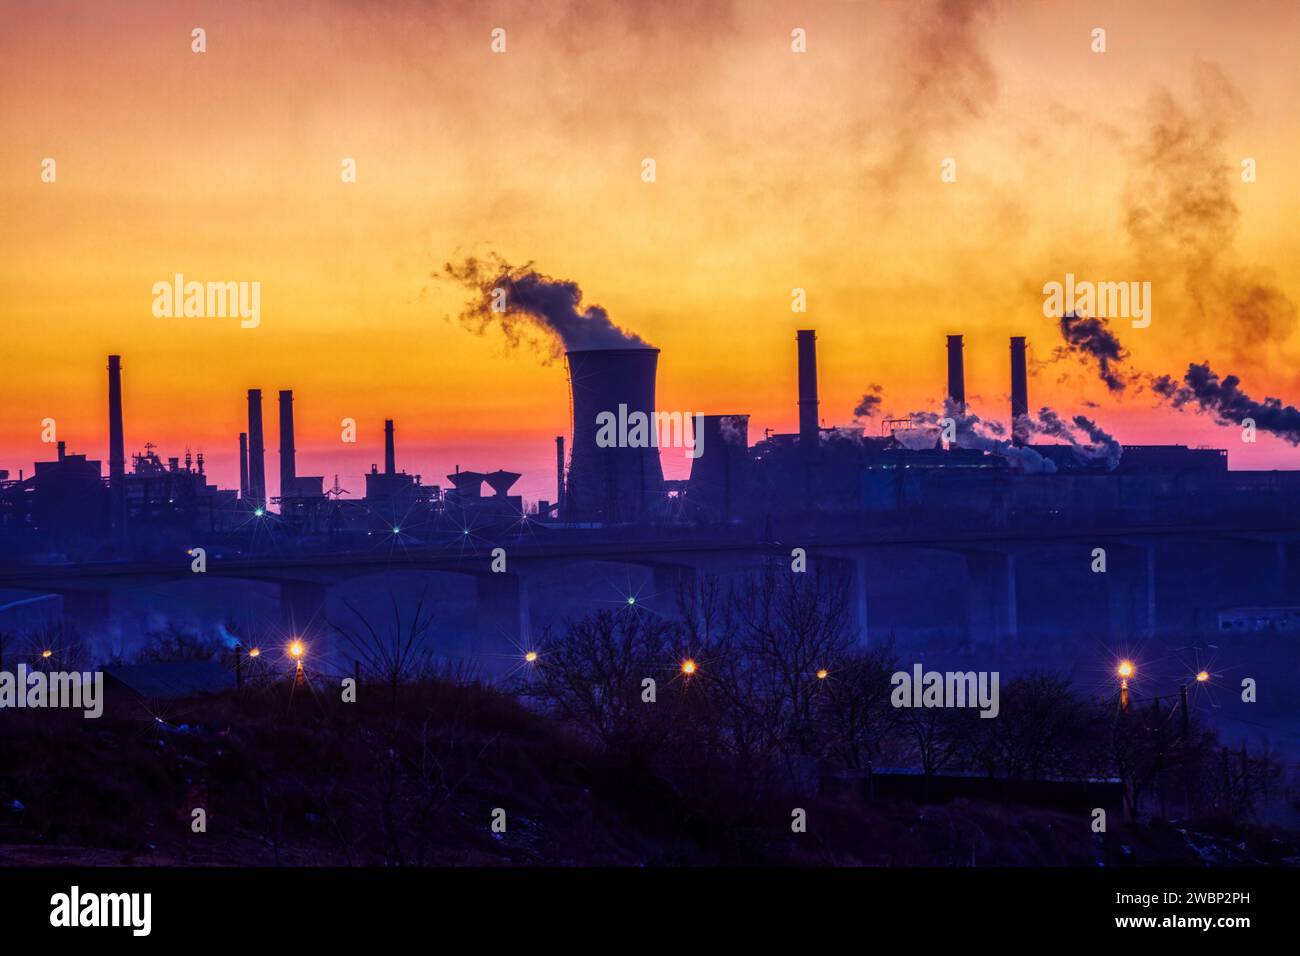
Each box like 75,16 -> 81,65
1153,362 -> 1300,445
1009,337 -> 1028,445
446,256 -> 651,357
946,334 -> 966,409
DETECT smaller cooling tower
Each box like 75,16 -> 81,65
686,414 -> 751,522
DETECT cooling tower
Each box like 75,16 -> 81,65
686,414 -> 750,522
564,348 -> 665,523
1010,336 -> 1029,446
946,334 -> 966,410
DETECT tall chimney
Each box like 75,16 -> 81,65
1010,336 -> 1029,446
384,419 -> 396,475
279,390 -> 296,500
796,330 -> 819,450
555,435 -> 565,514
247,389 -> 266,510
107,355 -> 125,483
238,432 -> 249,498
946,334 -> 966,410
107,355 -> 127,534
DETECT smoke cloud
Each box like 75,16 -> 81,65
853,384 -> 884,420
904,399 -> 1058,474
446,256 -> 651,357
1125,64 -> 1297,359
1022,406 -> 1123,470
1152,362 -> 1300,446
1055,312 -> 1131,393
872,0 -> 1000,194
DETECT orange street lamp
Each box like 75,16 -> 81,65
816,668 -> 829,680
247,647 -> 261,658
680,658 -> 697,677
524,651 -> 538,663
289,640 -> 306,686
1117,659 -> 1133,712
1195,670 -> 1209,683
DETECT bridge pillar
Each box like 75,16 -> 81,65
280,580 -> 328,637
649,562 -> 699,617
812,552 -> 870,645
964,550 -> 1016,649
475,572 -> 531,671
61,589 -> 112,641
1101,542 -> 1157,641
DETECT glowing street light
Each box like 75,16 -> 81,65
1117,659 -> 1134,712
816,668 -> 829,680
40,649 -> 52,659
1195,670 -> 1210,683
680,658 -> 697,677
247,647 -> 261,658
254,508 -> 264,517
289,640 -> 306,686
524,651 -> 538,663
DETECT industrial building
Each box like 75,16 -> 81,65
0,332 -> 1284,563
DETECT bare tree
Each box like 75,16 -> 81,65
329,591 -> 437,709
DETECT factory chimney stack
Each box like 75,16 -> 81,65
796,330 -> 819,451
555,435 -> 565,515
1010,336 -> 1029,446
279,390 -> 296,500
107,355 -> 127,532
946,335 -> 966,410
384,419 -> 396,475
239,433 -> 249,498
247,389 -> 266,510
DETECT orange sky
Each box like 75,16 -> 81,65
1,0 -> 1297,502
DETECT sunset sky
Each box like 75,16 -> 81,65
1,0 -> 1297,503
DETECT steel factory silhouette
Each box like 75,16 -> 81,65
1,331 -> 1298,709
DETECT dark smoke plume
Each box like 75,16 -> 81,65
1125,64 -> 1296,358
446,256 -> 651,357
853,385 -> 884,420
1152,362 -> 1300,446
1071,414 -> 1123,470
1023,407 -> 1123,470
872,0 -> 1000,193
1056,312 -> 1131,392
